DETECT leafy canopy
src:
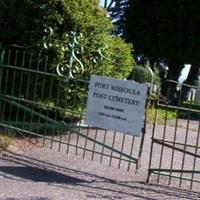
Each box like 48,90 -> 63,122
124,0 -> 200,64
0,0 -> 135,79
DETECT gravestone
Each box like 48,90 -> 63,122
194,80 -> 200,105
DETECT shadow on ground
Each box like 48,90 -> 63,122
0,166 -> 85,184
1,150 -> 200,200
0,198 -> 50,200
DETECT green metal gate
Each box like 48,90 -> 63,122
0,45 -> 146,172
148,80 -> 200,190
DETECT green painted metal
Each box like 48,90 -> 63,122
0,44 -> 145,171
54,31 -> 84,78
147,79 -> 200,190
0,95 -> 138,163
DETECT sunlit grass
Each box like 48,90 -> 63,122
147,107 -> 178,125
0,134 -> 11,150
0,128 -> 13,150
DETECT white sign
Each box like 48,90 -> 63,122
85,75 -> 148,136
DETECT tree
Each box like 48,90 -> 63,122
128,64 -> 160,88
0,0 -> 134,78
0,0 -> 135,111
123,0 -> 200,100
108,0 -> 130,35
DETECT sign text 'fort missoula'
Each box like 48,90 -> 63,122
85,75 -> 148,136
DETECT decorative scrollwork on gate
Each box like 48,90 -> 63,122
43,28 -> 85,78
55,31 -> 84,78
42,27 -> 111,79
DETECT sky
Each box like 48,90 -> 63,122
99,0 -> 104,7
100,0 -> 111,7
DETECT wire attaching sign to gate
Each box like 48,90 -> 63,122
85,75 -> 148,136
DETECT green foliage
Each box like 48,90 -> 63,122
182,101 -> 200,111
0,134 -> 11,150
178,101 -> 200,119
124,0 -> 200,64
147,107 -> 177,125
0,127 -> 13,149
123,0 -> 200,96
0,0 -> 135,114
195,80 -> 200,87
147,102 -> 199,126
129,65 -> 160,87
0,0 -> 134,77
89,36 -> 135,78
133,65 -> 152,83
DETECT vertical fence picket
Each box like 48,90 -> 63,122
0,46 -> 148,185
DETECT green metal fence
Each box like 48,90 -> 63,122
0,45 -> 146,171
148,80 -> 200,190
2,45 -> 200,191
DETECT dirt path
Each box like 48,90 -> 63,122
1,122 -> 200,199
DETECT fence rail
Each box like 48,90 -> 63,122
0,46 -> 146,172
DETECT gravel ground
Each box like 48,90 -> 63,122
1,121 -> 200,200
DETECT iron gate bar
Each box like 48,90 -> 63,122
82,80 -> 91,159
0,95 -> 67,127
152,138 -> 200,159
127,135 -> 135,171
190,120 -> 200,189
168,85 -> 183,185
0,94 -> 83,117
118,133 -> 126,168
147,99 -> 159,183
157,102 -> 168,183
1,64 -> 58,77
1,91 -> 144,170
150,168 -> 200,174
136,103 -> 148,169
0,63 -> 90,85
74,106 -> 84,156
179,103 -> 192,187
147,79 -> 200,190
91,129 -> 99,161
158,103 -> 200,113
0,122 -> 139,164
0,95 -> 139,163
149,170 -> 200,184
161,79 -> 200,89
100,130 -> 107,163
0,45 -> 148,175
0,123 -> 137,164
108,131 -> 116,166
155,138 -> 200,149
